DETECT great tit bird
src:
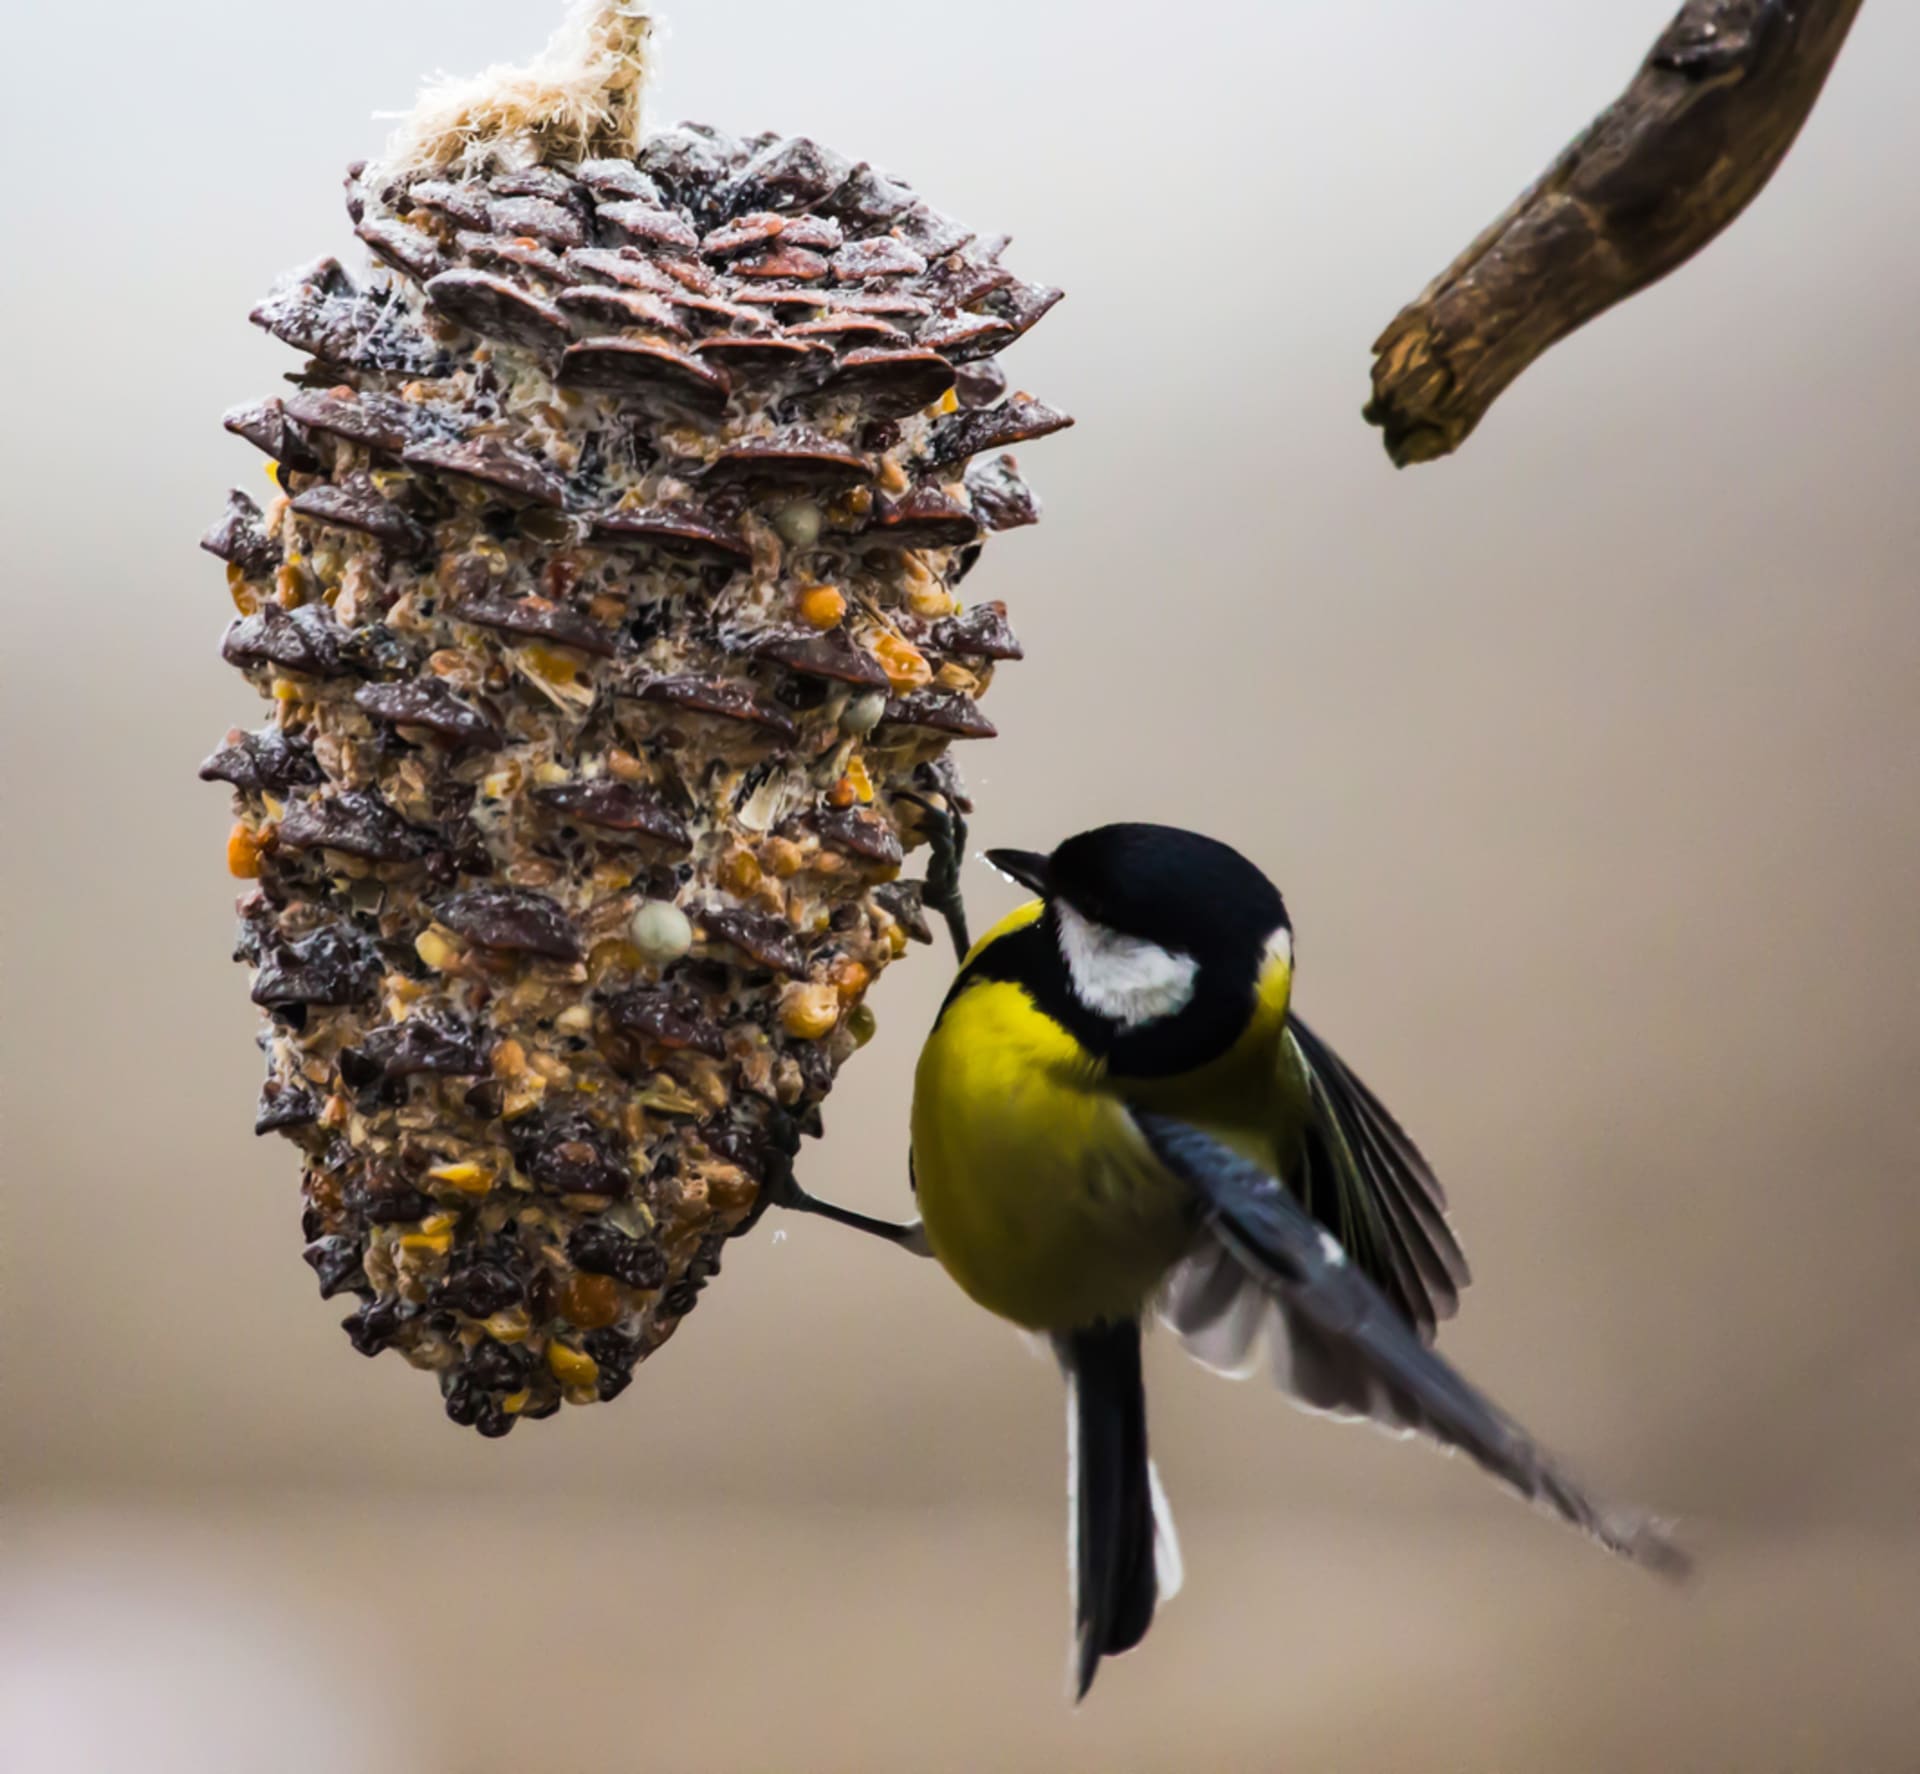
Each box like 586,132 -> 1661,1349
782,821 -> 1687,1699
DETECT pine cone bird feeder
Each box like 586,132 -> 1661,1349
201,6 -> 1068,1433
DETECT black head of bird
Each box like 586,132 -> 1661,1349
985,822 -> 1292,1073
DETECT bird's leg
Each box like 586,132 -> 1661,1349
760,781 -> 965,1253
781,1182 -> 931,1255
743,782 -> 967,1257
757,1129 -> 931,1255
899,787 -> 972,963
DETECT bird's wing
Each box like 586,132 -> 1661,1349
1284,1014 -> 1470,1343
1139,1113 -> 1689,1576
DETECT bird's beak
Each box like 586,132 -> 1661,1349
985,848 -> 1051,896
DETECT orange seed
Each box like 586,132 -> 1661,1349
871,631 -> 931,692
796,584 -> 846,630
227,821 -> 263,878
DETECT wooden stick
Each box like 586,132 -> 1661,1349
1364,0 -> 1866,467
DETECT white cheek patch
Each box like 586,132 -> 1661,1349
1265,925 -> 1292,973
1055,902 -> 1200,1029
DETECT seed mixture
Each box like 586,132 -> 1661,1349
202,124 -> 1069,1432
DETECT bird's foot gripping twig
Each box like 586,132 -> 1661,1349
898,777 -> 972,964
782,1183 -> 931,1254
746,1109 -> 931,1254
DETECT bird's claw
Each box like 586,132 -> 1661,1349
897,786 -> 972,962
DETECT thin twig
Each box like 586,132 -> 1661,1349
1364,0 -> 1866,467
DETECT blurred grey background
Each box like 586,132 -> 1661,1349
5,1 -> 1919,1768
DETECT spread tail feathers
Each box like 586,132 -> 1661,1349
1058,1320 -> 1171,1701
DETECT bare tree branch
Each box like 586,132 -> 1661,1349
1364,0 -> 1866,467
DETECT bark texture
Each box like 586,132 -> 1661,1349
1365,0 -> 1866,466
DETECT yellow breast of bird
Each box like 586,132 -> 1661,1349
910,933 -> 1300,1333
912,976 -> 1194,1330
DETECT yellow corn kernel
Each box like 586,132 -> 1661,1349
499,1044 -> 537,1090
589,938 -> 644,982
264,459 -> 282,485
907,582 -> 955,619
428,1161 -> 491,1194
844,756 -> 874,804
415,927 -> 458,971
763,837 -> 805,879
486,1309 -> 531,1344
796,583 -> 846,630
261,794 -> 285,820
829,958 -> 871,1005
227,562 -> 261,614
886,922 -> 910,957
547,1342 -> 600,1387
634,1077 -> 704,1116
724,851 -> 762,895
491,1038 -> 527,1078
399,1229 -> 453,1255
871,631 -> 931,692
779,982 -> 841,1041
384,976 -> 426,1021
482,764 -> 521,799
558,1272 -> 622,1330
932,386 -> 959,415
272,678 -> 302,703
502,1079 -> 546,1119
524,643 -> 579,685
500,1389 -> 532,1414
418,1213 -> 456,1236
226,821 -> 263,879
